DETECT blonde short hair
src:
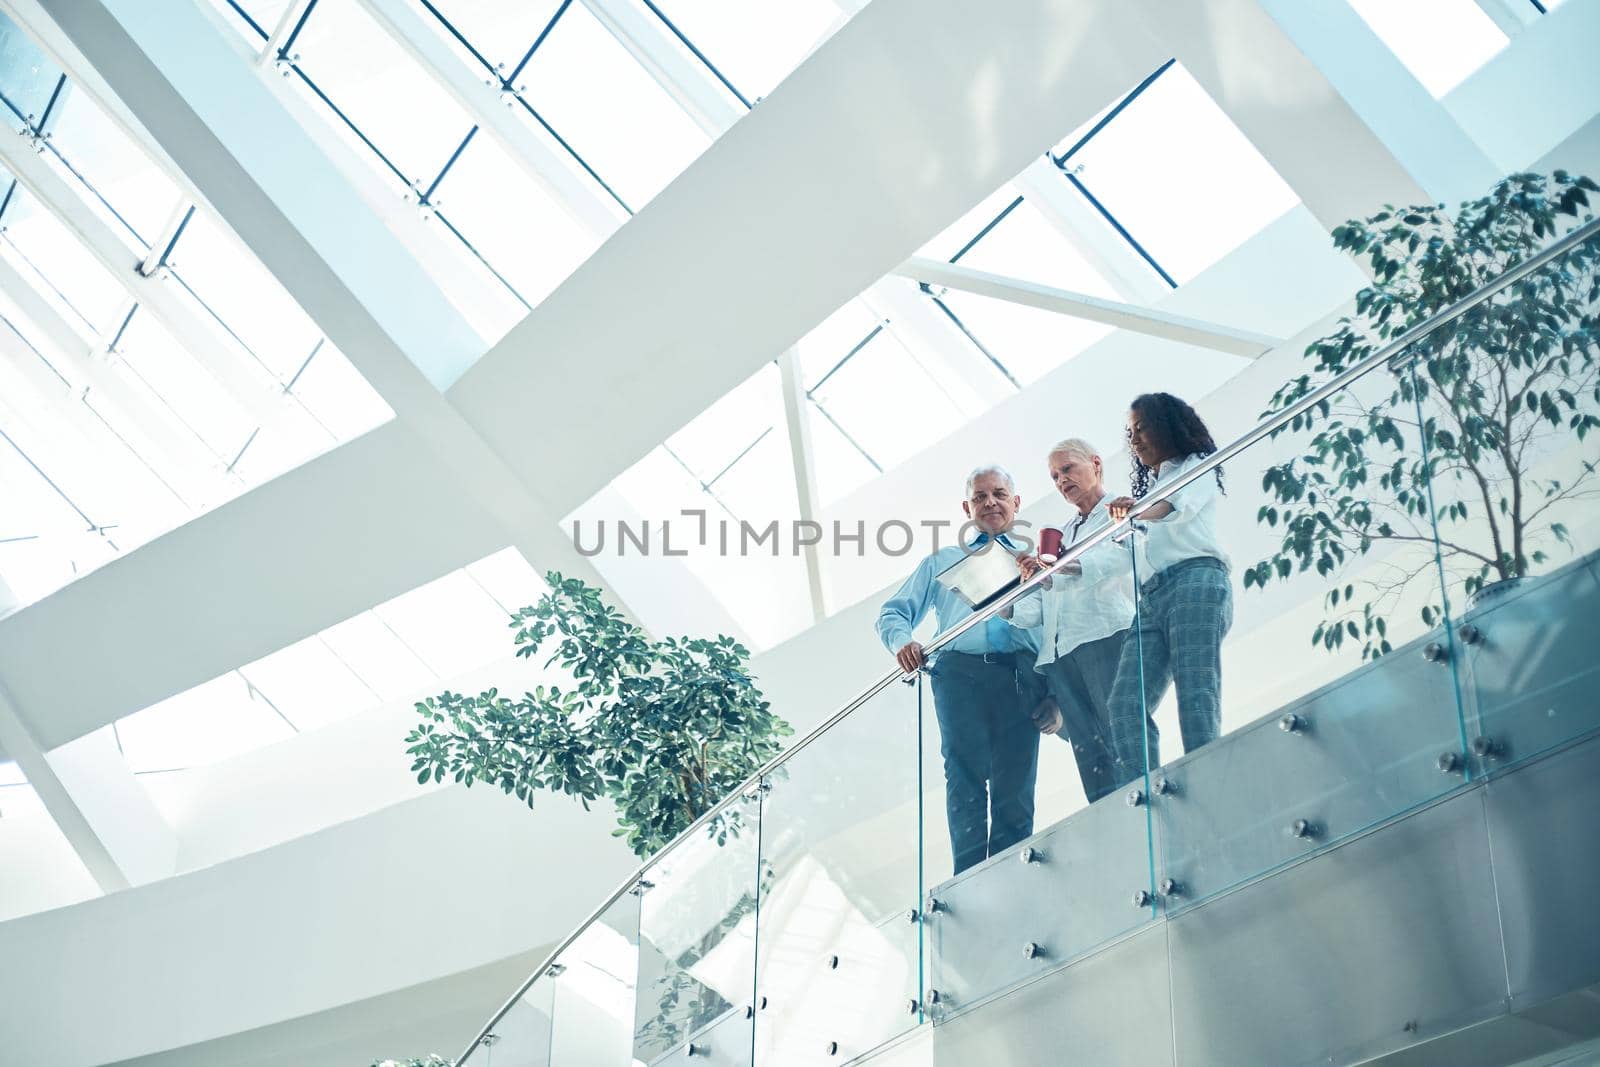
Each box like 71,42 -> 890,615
1047,438 -> 1100,465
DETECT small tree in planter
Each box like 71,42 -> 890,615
1244,171 -> 1600,660
405,573 -> 792,858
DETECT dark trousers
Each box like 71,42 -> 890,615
929,651 -> 1041,875
1039,629 -> 1128,805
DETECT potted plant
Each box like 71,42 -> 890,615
1244,171 -> 1599,659
405,572 -> 792,857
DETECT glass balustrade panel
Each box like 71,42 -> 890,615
1130,314 -> 1475,915
465,972 -> 554,1067
634,784 -> 762,1066
750,673 -> 924,1065
548,892 -> 642,1067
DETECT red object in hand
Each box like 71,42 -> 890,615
1038,526 -> 1064,562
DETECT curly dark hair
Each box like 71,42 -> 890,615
1127,392 -> 1225,499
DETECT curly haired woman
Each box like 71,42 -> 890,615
1104,392 -> 1232,785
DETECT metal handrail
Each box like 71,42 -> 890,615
455,216 -> 1599,1065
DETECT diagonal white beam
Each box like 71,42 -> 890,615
896,256 -> 1282,358
0,420 -> 504,749
0,123 -> 296,429
446,0 -> 1166,516
353,0 -> 627,238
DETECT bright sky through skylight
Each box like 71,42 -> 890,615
1347,0 -> 1509,99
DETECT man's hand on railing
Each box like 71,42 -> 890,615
895,641 -> 926,674
1018,555 -> 1052,590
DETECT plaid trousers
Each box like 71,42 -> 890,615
1107,557 -> 1233,784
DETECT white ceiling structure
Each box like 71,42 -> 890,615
0,0 -> 1594,1060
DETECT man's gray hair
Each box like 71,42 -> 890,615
1047,438 -> 1101,465
965,463 -> 1016,498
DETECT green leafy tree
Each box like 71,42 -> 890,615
405,573 -> 792,857
1244,171 -> 1600,659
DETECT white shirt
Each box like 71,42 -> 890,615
1011,496 -> 1135,668
1137,452 -> 1230,578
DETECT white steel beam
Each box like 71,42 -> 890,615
0,124 -> 297,429
353,0 -> 627,238
0,420 -> 504,748
897,256 -> 1281,358
777,350 -> 826,622
1010,157 -> 1173,305
580,0 -> 742,136
445,0 -> 1166,517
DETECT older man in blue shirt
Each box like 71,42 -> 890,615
877,464 -> 1041,875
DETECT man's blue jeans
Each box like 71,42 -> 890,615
928,651 -> 1041,876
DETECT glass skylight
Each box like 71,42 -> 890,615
0,12 -> 393,608
516,3 -> 711,210
113,547 -> 543,774
1056,62 -> 1301,285
1347,0 -> 1508,99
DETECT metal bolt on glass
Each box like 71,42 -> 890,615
686,1042 -> 703,1057
1160,878 -> 1182,897
1279,713 -> 1306,733
1132,889 -> 1153,908
906,998 -> 920,1014
1153,775 -> 1175,795
1472,735 -> 1501,758
905,907 -> 919,923
1126,788 -> 1145,807
545,962 -> 566,977
1438,751 -> 1464,774
825,1041 -> 839,1056
1458,622 -> 1484,645
827,954 -> 839,970
1019,845 -> 1041,864
1289,818 -> 1318,840
925,895 -> 945,914
925,989 -> 942,1005
1022,941 -> 1041,959
1423,642 -> 1450,664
